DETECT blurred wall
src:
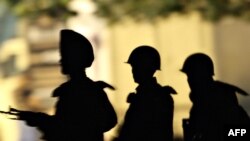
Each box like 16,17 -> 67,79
214,18 -> 250,113
0,38 -> 30,141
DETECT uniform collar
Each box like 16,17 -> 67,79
136,77 -> 158,92
69,75 -> 91,82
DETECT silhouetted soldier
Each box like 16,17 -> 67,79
9,29 -> 117,141
181,53 -> 250,141
116,46 -> 176,141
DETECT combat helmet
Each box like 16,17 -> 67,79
60,29 -> 94,68
181,53 -> 214,76
127,45 -> 161,70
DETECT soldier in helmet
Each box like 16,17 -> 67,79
13,29 -> 117,141
115,45 -> 176,141
181,53 -> 250,141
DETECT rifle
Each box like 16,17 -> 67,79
0,106 -> 24,120
0,106 -> 54,140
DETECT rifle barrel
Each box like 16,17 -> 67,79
0,110 -> 18,115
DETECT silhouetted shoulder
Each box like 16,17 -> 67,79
161,86 -> 177,95
94,81 -> 115,90
52,82 -> 70,97
151,85 -> 176,110
215,81 -> 249,96
126,93 -> 136,103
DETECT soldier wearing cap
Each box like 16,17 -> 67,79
116,46 -> 176,141
181,53 -> 250,141
17,29 -> 117,141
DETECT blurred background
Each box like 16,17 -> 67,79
0,0 -> 250,141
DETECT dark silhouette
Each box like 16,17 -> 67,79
115,46 -> 176,141
181,53 -> 250,141
2,29 -> 117,141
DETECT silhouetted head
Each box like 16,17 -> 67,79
127,45 -> 160,84
59,29 -> 94,75
181,53 -> 214,89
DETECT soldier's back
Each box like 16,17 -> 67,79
188,81 -> 250,141
212,81 -> 250,124
118,79 -> 175,141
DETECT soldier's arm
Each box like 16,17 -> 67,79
156,95 -> 174,141
96,81 -> 117,132
153,87 -> 175,141
19,84 -> 63,130
17,110 -> 54,127
19,110 -> 59,140
99,90 -> 117,132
